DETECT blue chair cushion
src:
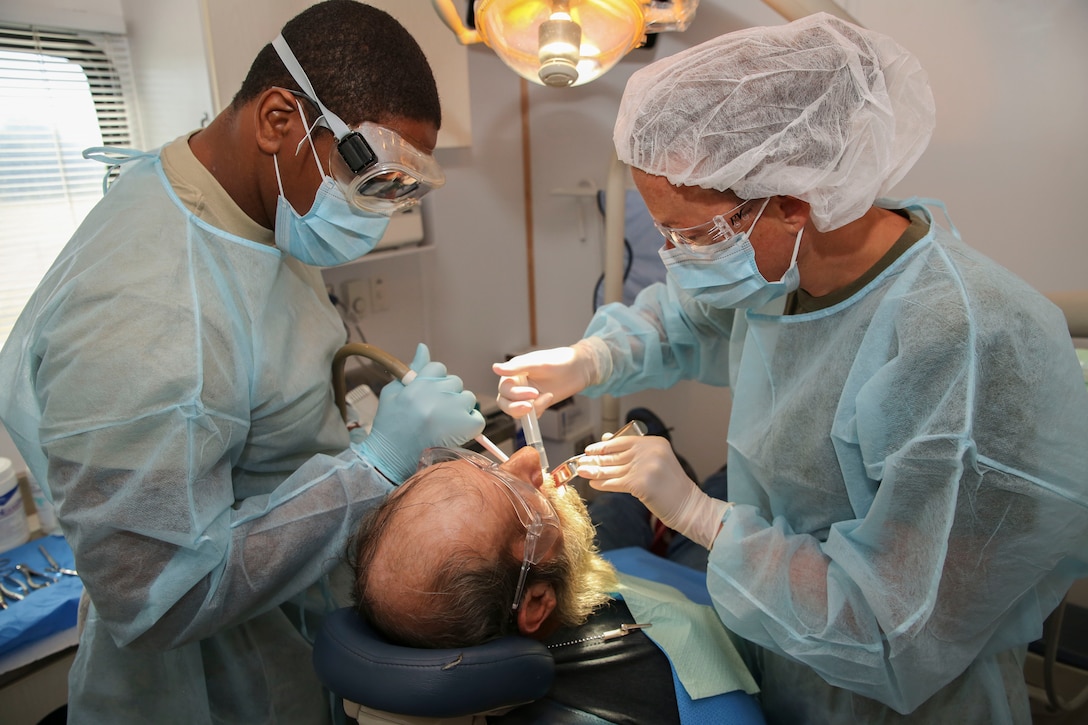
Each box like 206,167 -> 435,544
312,608 -> 555,718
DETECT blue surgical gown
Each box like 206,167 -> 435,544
0,151 -> 393,723
582,200 -> 1088,723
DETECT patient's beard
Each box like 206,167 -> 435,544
541,476 -> 620,627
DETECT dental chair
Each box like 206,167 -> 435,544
313,549 -> 768,725
313,609 -> 554,724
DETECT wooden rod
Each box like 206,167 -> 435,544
519,77 -> 538,347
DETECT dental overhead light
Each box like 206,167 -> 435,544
432,0 -> 699,88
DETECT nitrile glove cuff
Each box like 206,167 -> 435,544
574,337 -> 611,388
353,431 -> 414,485
669,488 -> 734,550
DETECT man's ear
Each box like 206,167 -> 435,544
255,88 -> 300,156
516,581 -> 557,637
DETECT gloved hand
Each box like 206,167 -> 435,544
355,343 -> 485,484
492,339 -> 605,418
577,435 -> 732,549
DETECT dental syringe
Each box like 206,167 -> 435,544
515,375 -> 550,477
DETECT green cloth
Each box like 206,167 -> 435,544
616,574 -> 759,700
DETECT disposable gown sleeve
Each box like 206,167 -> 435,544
704,278 -> 1088,713
50,451 -> 388,651
581,278 -> 737,397
32,292 -> 391,652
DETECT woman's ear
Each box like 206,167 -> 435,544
516,581 -> 557,637
777,196 -> 812,234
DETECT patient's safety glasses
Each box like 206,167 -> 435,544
417,447 -> 561,612
272,35 -> 445,215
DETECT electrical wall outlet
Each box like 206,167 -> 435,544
344,280 -> 369,318
371,275 -> 389,312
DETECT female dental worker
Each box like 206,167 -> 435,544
0,2 -> 482,723
495,13 -> 1088,724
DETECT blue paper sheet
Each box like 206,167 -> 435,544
0,534 -> 82,656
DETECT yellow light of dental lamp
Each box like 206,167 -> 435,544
432,0 -> 699,88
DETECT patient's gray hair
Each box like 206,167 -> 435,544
349,465 -> 616,649
350,485 -> 542,648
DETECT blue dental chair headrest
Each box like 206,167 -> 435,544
312,607 -> 555,719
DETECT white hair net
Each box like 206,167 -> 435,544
614,13 -> 936,231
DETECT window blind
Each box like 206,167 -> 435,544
0,23 -> 142,348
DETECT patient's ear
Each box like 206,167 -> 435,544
516,582 -> 557,637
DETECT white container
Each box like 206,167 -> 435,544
27,471 -> 59,535
0,457 -> 30,553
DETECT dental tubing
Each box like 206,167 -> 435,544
332,343 -> 507,462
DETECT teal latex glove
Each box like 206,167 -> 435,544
354,343 -> 485,484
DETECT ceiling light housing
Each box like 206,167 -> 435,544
433,0 -> 699,88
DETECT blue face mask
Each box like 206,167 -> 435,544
659,199 -> 803,310
272,102 -> 390,267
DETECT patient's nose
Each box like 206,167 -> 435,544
500,446 -> 544,489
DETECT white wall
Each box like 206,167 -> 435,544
2,0 -> 1086,482
119,0 -> 214,146
844,0 -> 1088,289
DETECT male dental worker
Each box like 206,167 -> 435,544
0,2 -> 482,722
495,13 -> 1088,724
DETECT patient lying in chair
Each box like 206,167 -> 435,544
346,444 -> 760,724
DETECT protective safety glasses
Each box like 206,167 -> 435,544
654,198 -> 761,252
326,122 -> 444,213
417,447 -> 561,611
272,35 -> 445,215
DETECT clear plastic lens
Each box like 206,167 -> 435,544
357,171 -> 421,200
654,199 -> 755,251
328,122 -> 445,214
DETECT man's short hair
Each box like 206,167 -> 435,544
350,480 -> 554,649
232,0 -> 441,128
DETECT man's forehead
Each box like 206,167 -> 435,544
393,462 -> 510,533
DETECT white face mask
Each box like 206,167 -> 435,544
272,102 -> 390,267
659,200 -> 803,310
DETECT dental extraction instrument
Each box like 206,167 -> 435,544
331,343 -> 507,462
39,545 -> 79,577
550,419 -> 647,487
514,375 -> 550,478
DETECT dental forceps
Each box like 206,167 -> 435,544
15,564 -> 55,589
550,419 -> 648,486
547,622 -> 653,649
39,545 -> 79,577
0,558 -> 29,607
0,580 -> 24,607
2,571 -> 28,599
